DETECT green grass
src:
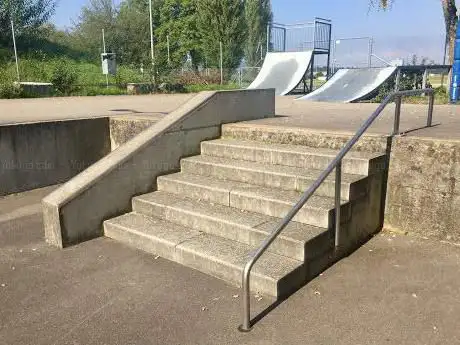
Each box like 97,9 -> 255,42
184,83 -> 240,93
0,57 -> 244,98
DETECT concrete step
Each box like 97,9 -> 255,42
133,191 -> 332,261
180,155 -> 368,200
157,173 -> 351,228
201,139 -> 386,176
104,212 -> 306,297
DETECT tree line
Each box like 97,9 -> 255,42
0,0 -> 273,72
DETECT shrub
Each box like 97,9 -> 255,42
51,60 -> 78,95
0,82 -> 22,99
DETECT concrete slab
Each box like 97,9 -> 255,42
250,97 -> 460,140
1,200 -> 460,345
0,94 -> 195,126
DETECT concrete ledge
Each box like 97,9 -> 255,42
0,118 -> 111,196
385,136 -> 460,243
43,89 -> 275,247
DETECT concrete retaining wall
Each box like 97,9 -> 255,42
43,90 -> 275,247
385,137 -> 460,243
0,119 -> 111,196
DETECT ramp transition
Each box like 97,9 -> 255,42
298,67 -> 397,103
248,52 -> 313,96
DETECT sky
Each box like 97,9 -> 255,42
52,0 -> 451,65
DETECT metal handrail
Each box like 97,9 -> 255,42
239,88 -> 435,332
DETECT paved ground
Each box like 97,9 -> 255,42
2,94 -> 458,140
1,189 -> 460,345
264,96 -> 460,140
0,94 -> 194,125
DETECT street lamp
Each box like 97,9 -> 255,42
149,0 -> 156,85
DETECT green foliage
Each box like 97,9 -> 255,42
0,82 -> 22,98
0,0 -> 57,47
244,0 -> 272,67
197,0 -> 246,70
155,0 -> 203,70
50,59 -> 78,95
72,0 -> 119,61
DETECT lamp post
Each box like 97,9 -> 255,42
149,0 -> 156,86
11,20 -> 20,82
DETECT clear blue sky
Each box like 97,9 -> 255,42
52,0 -> 451,64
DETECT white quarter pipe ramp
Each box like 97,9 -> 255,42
248,51 -> 313,96
298,67 -> 397,103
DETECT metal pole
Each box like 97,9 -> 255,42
326,24 -> 332,79
220,41 -> 223,85
422,68 -> 428,95
368,38 -> 373,68
149,0 -> 156,85
427,93 -> 434,127
102,29 -> 108,89
334,161 -> 342,249
283,28 -> 287,52
11,20 -> 20,82
266,24 -> 270,53
393,95 -> 402,135
394,69 -> 401,92
167,34 -> 170,64
309,55 -> 315,92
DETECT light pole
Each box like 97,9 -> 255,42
11,20 -> 20,82
149,0 -> 156,86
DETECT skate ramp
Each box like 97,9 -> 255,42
299,67 -> 397,103
248,52 -> 313,96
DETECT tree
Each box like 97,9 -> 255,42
155,0 -> 203,70
244,0 -> 272,67
72,0 -> 119,60
373,0 -> 458,65
0,0 -> 57,47
196,0 -> 246,70
115,0 -> 158,65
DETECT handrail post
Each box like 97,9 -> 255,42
427,91 -> 434,127
393,95 -> 402,135
334,161 -> 342,249
240,264 -> 252,332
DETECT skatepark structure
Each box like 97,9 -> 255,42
247,51 -> 313,95
298,67 -> 397,103
248,18 -> 332,96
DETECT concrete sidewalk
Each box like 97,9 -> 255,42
1,189 -> 459,345
0,94 -> 194,125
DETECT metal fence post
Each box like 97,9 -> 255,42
393,95 -> 402,135
427,92 -> 434,127
220,41 -> 223,85
335,161 -> 342,249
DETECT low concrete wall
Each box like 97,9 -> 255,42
109,116 -> 160,150
43,89 -> 275,247
0,119 -> 111,196
385,136 -> 460,243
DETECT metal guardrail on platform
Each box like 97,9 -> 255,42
239,88 -> 435,332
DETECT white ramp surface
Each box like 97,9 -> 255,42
299,67 -> 397,103
248,52 -> 313,96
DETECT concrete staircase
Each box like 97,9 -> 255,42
104,128 -> 387,297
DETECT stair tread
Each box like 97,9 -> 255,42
182,155 -> 366,183
204,139 -> 385,161
135,190 -> 328,244
158,172 -> 348,210
105,212 -> 303,281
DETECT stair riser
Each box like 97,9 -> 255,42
201,142 -> 373,175
104,222 -> 294,297
133,197 -> 332,261
230,192 -> 350,228
157,177 -> 351,228
181,159 -> 371,200
104,222 -> 179,261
